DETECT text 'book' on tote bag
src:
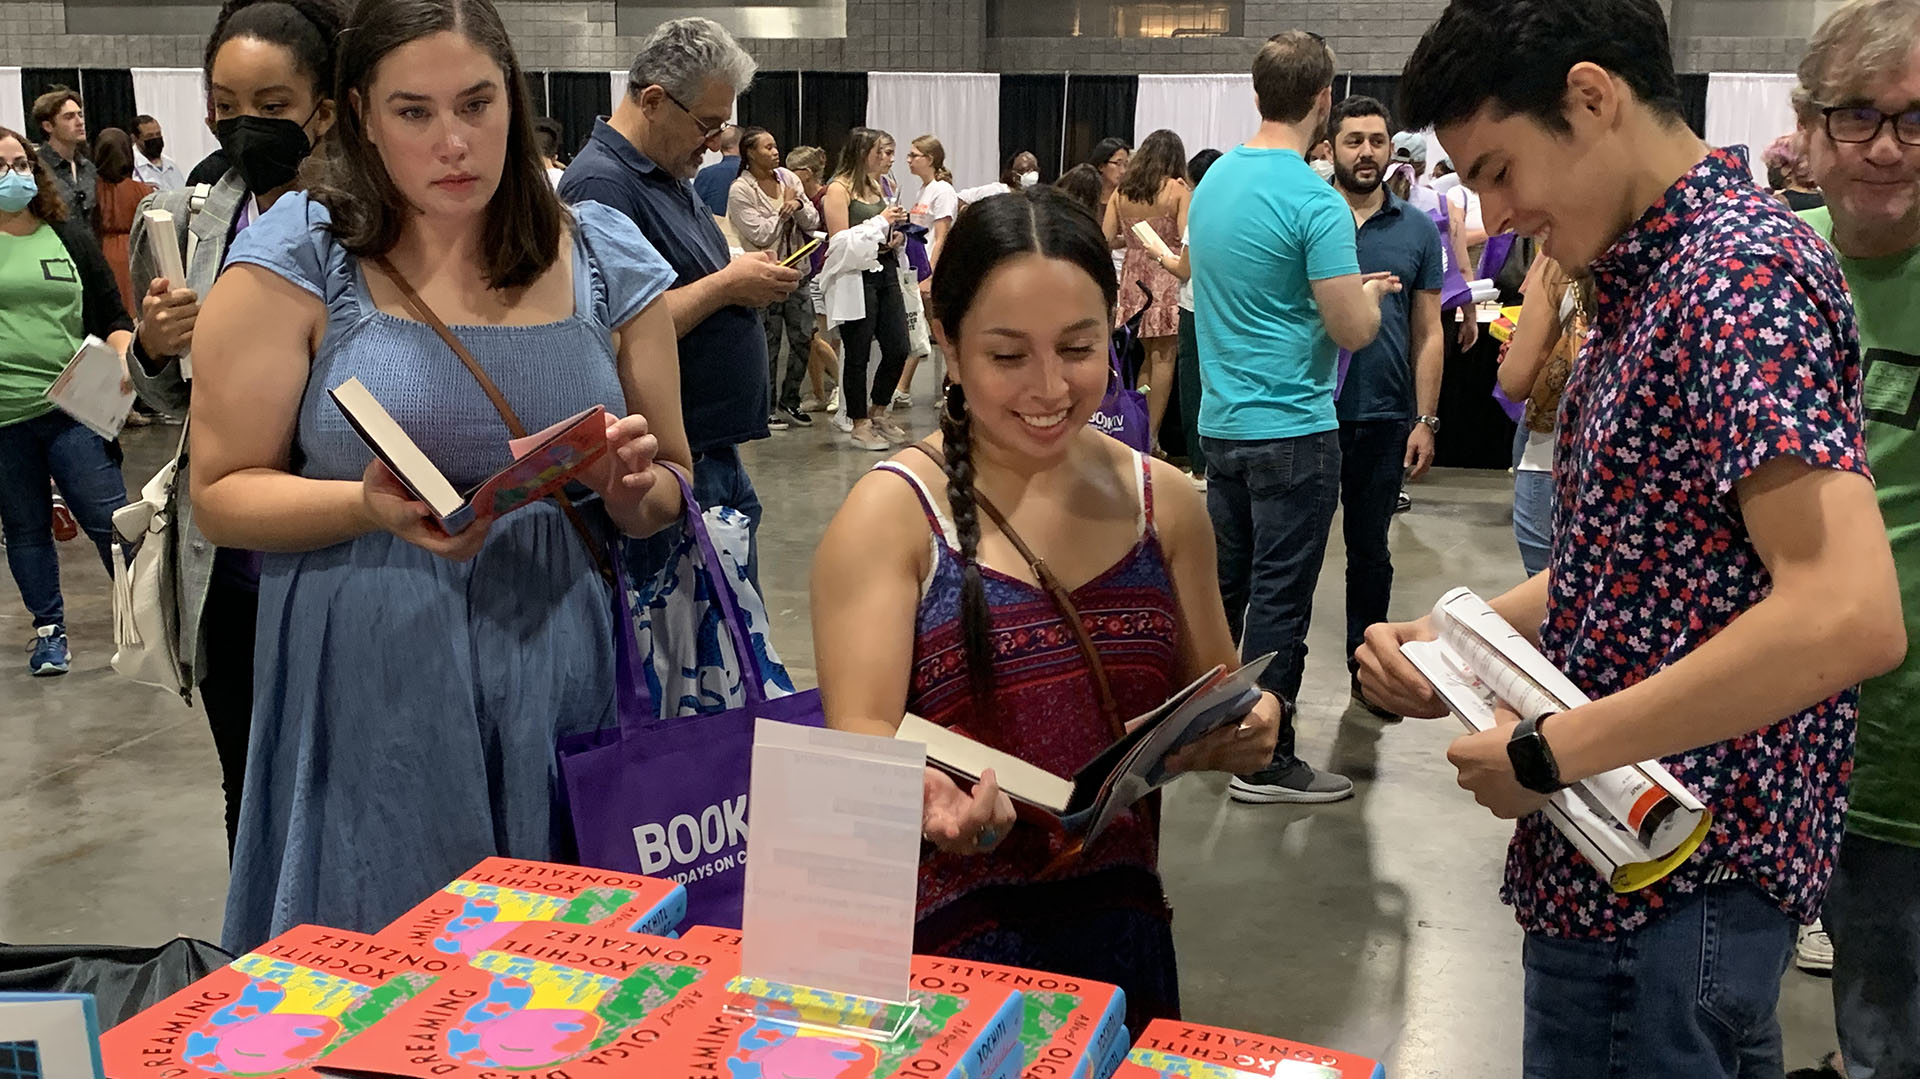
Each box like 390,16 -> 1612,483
1091,298 -> 1150,452
559,467 -> 823,929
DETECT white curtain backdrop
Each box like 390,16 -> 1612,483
1,69 -> 23,141
1705,73 -> 1800,185
132,68 -> 220,180
865,73 -> 1000,210
1133,74 -> 1257,163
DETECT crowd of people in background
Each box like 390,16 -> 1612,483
8,0 -> 1920,1075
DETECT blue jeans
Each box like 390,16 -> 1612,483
0,410 -> 127,629
1826,831 -> 1920,1079
1522,881 -> 1795,1078
1338,420 -> 1408,663
1202,430 -> 1340,761
1513,426 -> 1553,577
624,443 -> 764,591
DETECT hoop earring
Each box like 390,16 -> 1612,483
944,382 -> 967,423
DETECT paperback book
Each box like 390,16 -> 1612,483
1118,1021 -> 1382,1079
897,654 -> 1272,845
379,857 -> 687,958
99,925 -> 458,1079
915,957 -> 1126,1079
319,924 -> 734,1079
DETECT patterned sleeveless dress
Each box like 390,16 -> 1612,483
873,452 -> 1184,1029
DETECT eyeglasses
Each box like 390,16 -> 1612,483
1821,104 -> 1920,146
661,88 -> 729,141
3,160 -> 33,176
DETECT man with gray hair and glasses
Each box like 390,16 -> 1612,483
1791,3 -> 1920,1076
560,16 -> 800,587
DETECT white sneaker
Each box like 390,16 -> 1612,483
827,386 -> 841,414
850,424 -> 890,452
1796,919 -> 1834,972
892,390 -> 914,409
798,394 -> 825,413
831,412 -> 854,433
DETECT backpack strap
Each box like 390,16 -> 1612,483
183,183 -> 212,270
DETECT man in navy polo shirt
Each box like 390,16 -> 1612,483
559,16 -> 800,585
1326,95 -> 1445,718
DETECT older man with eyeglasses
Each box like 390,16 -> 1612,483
1791,4 -> 1920,1077
559,16 -> 800,590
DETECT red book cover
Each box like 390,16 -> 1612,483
100,925 -> 459,1079
673,925 -> 743,950
378,857 -> 688,958
320,923 -> 735,1079
1116,1020 -> 1384,1079
629,953 -> 1024,1079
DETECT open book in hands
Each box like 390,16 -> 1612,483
896,653 -> 1274,847
329,377 -> 608,534
1399,587 -> 1712,892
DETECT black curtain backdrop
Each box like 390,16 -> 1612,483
1677,74 -> 1709,140
81,70 -> 138,144
999,74 -> 1066,182
737,71 -> 800,148
19,67 -> 80,138
1063,73 -> 1137,169
549,71 -> 612,162
524,70 -> 550,125
1341,75 -> 1402,121
799,72 -> 868,172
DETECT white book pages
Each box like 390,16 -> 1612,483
45,336 -> 135,440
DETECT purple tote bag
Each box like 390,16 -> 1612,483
1090,338 -> 1151,451
560,470 -> 823,929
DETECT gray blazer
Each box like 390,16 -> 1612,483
127,172 -> 248,691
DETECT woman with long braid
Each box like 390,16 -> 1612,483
811,186 -> 1281,1028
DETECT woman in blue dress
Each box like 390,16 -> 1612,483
188,0 -> 692,952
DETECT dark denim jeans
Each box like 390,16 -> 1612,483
1826,831 -> 1920,1079
0,410 -> 126,629
1202,430 -> 1340,761
623,443 -> 764,593
762,285 -> 812,413
1337,419 -> 1408,663
1522,881 -> 1795,1078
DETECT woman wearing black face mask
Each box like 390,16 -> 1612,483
125,0 -> 346,861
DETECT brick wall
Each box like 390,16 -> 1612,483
0,0 -> 1813,76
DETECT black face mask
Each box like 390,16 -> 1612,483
140,136 -> 164,160
215,113 -> 315,194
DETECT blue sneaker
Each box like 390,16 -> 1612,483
28,625 -> 69,676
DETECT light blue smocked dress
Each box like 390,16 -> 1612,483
219,194 -> 674,953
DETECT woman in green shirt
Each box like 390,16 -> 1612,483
0,125 -> 135,675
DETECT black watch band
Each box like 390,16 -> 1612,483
1506,712 -> 1565,794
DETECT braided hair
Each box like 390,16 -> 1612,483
203,0 -> 349,94
927,185 -> 1118,706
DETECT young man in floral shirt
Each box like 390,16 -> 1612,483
1357,0 -> 1907,1073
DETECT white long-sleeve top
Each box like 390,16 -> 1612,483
820,214 -> 896,329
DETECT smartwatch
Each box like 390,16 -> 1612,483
1506,712 -> 1565,794
1415,414 -> 1442,434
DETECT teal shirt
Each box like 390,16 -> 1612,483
1188,146 -> 1360,441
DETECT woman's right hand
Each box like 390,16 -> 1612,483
883,205 -> 909,226
138,278 -> 200,360
922,766 -> 1015,856
361,458 -> 492,561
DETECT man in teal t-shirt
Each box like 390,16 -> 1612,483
1188,29 -> 1400,804
1796,3 -> 1920,1073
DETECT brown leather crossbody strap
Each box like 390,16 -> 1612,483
908,442 -> 1124,738
370,256 -> 613,585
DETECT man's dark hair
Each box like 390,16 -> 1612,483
535,116 -> 563,162
1253,30 -> 1335,124
1187,148 -> 1223,188
1399,0 -> 1683,134
1329,95 -> 1392,139
133,114 -> 158,135
31,87 -> 82,141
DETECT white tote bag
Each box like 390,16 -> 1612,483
898,261 -> 932,359
110,430 -> 187,696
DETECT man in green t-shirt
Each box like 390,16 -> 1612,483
1796,2 -> 1920,1075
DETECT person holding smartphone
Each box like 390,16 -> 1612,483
728,126 -> 821,430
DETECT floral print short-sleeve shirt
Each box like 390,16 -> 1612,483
1506,146 -> 1870,940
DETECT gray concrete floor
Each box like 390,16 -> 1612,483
1,409 -> 1842,1077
